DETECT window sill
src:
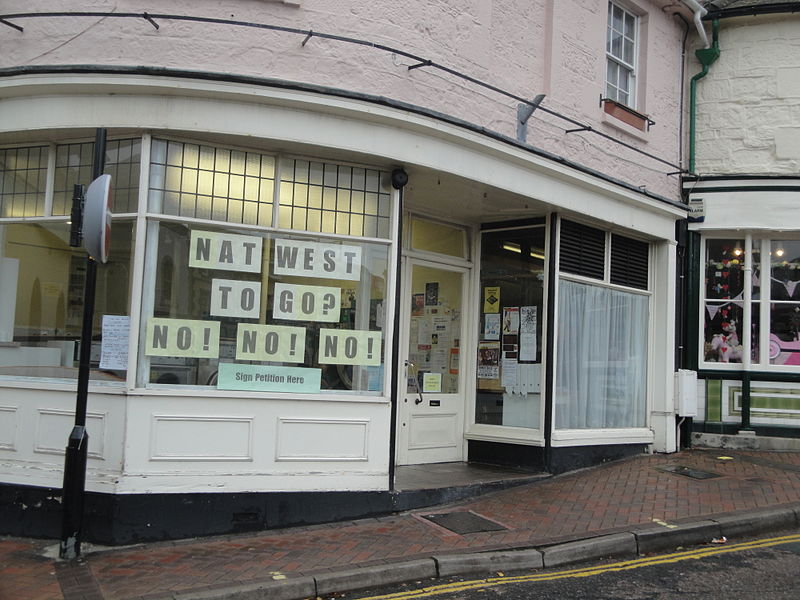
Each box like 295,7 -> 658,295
551,427 -> 654,447
600,98 -> 652,142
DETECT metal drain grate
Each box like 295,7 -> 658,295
658,465 -> 721,480
421,511 -> 508,534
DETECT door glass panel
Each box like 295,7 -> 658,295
407,264 -> 462,394
476,227 -> 545,429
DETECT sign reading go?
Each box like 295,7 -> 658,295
83,174 -> 113,263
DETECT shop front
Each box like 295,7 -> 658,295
0,74 -> 684,542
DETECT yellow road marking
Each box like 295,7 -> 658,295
352,533 -> 800,600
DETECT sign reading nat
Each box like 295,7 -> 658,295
189,230 -> 263,273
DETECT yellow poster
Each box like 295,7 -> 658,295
484,286 -> 501,313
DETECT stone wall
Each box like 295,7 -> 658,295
694,15 -> 800,175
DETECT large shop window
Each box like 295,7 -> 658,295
143,140 -> 391,395
0,137 -> 392,393
703,237 -> 800,368
475,226 -> 545,429
0,139 -> 138,381
555,221 -> 649,429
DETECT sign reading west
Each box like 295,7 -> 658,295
273,239 -> 362,281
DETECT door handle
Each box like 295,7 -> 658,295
405,360 -> 424,405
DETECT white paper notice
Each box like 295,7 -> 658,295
484,313 -> 501,340
520,306 -> 538,361
100,315 -> 129,370
417,318 -> 433,346
501,353 -> 518,387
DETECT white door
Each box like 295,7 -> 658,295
396,258 -> 469,465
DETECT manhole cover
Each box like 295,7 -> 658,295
658,465 -> 721,480
421,511 -> 508,534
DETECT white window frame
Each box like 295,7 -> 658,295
700,234 -> 800,372
606,1 -> 638,108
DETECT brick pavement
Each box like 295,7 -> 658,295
3,448 -> 800,600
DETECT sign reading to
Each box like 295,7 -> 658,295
318,329 -> 382,366
272,283 -> 341,322
273,239 -> 362,281
145,318 -> 220,358
189,230 -> 263,273
236,324 -> 306,363
217,363 -> 321,393
210,279 -> 262,319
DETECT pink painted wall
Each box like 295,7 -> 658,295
1,0 -> 688,200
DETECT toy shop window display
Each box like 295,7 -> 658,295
703,239 -> 760,364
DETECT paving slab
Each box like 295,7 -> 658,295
4,449 -> 800,600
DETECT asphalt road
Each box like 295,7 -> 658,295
337,533 -> 800,600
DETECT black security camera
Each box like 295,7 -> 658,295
391,168 -> 409,189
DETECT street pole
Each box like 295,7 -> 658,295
60,128 -> 106,560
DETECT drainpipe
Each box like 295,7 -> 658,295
689,19 -> 720,173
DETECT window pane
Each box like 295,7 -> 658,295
556,280 -> 648,428
769,303 -> 800,366
613,5 -> 624,32
706,239 -> 745,300
144,224 -> 389,393
0,146 -> 48,218
611,31 -> 622,58
410,218 -> 467,258
770,240 -> 800,300
475,227 -> 545,429
623,39 -> 634,65
625,13 -> 636,39
407,264 -> 463,395
0,221 -> 133,381
149,139 -> 274,226
704,302 -> 744,363
278,159 -> 392,238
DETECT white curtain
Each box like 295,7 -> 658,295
555,279 -> 648,429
